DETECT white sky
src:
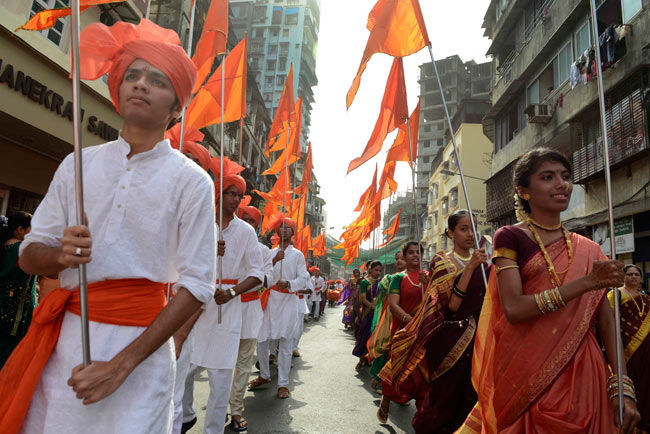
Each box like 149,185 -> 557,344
309,0 -> 492,243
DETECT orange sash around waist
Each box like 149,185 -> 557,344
260,285 -> 293,310
0,278 -> 166,434
218,279 -> 238,286
241,291 -> 260,303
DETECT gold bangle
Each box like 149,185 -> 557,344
542,290 -> 557,312
495,264 -> 519,274
553,287 -> 567,308
535,293 -> 547,315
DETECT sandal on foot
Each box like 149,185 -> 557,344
377,407 -> 388,424
277,387 -> 290,399
355,360 -> 364,372
248,376 -> 271,390
229,416 -> 248,432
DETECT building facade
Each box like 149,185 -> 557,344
482,0 -> 650,284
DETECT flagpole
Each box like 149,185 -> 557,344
217,51 -> 226,325
280,125 -> 291,279
405,118 -> 422,273
168,0 -> 197,303
70,0 -> 90,368
427,45 -> 488,290
238,116 -> 244,164
588,0 -> 624,424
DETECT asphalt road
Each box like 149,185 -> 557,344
186,304 -> 416,434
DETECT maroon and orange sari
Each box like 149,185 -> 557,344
458,226 -> 616,434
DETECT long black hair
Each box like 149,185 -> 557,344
1,211 -> 32,262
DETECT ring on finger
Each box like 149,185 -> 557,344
75,247 -> 82,256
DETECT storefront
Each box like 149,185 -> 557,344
0,26 -> 121,215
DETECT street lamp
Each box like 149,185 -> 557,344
440,169 -> 487,182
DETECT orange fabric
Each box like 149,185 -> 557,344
260,288 -> 270,310
266,65 -> 297,156
374,160 -> 398,205
165,123 -> 210,171
218,279 -> 238,285
237,205 -> 262,228
241,291 -> 260,303
16,0 -> 116,31
347,58 -> 409,173
191,0 -> 228,93
79,19 -> 196,113
186,35 -> 247,128
211,157 -> 246,198
355,165 -> 378,212
386,99 -> 421,168
271,286 -> 292,294
346,0 -> 430,108
0,279 -> 165,433
263,97 -> 302,175
294,142 -> 313,196
269,213 -> 296,234
470,235 -> 614,433
377,208 -> 401,248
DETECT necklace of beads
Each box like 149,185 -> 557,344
528,217 -> 562,231
526,218 -> 573,287
453,251 -> 472,262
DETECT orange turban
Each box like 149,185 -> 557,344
165,124 -> 210,171
237,206 -> 262,228
79,19 -> 197,113
269,213 -> 296,234
211,157 -> 246,198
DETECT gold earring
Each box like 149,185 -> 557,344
522,193 -> 531,201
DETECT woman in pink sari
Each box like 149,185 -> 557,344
458,148 -> 640,433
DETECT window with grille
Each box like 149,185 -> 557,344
442,197 -> 449,215
450,188 -> 458,209
30,0 -> 70,49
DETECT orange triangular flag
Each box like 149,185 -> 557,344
374,160 -> 397,205
377,208 -> 402,248
294,142 -> 312,196
266,65 -> 297,156
191,0 -> 228,94
346,0 -> 429,108
16,0 -> 118,31
386,99 -> 420,168
186,35 -> 247,128
347,57 -> 408,174
354,165 -> 378,212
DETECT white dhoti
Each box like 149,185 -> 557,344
173,329 -> 194,434
256,338 -> 293,388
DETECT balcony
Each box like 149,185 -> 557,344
486,161 -> 515,222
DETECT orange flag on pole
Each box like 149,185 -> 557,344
266,65 -> 297,155
16,0 -> 119,31
374,160 -> 398,205
191,0 -> 228,93
346,0 -> 430,108
186,35 -> 247,129
354,165 -> 378,212
294,142 -> 312,196
263,97 -> 302,175
347,57 -> 408,174
377,208 -> 402,248
386,99 -> 421,168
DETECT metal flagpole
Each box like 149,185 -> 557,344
238,116 -> 244,164
168,0 -> 197,302
280,125 -> 291,279
588,0 -> 624,424
217,51 -> 226,324
405,117 -> 422,270
70,0 -> 90,368
427,46 -> 488,290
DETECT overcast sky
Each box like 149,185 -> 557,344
308,0 -> 492,244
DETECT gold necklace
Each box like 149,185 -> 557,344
528,217 -> 562,231
621,287 -> 645,314
404,270 -> 421,288
526,218 -> 573,287
453,251 -> 471,262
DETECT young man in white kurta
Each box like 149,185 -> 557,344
254,225 -> 310,398
310,270 -> 325,320
189,208 -> 263,434
228,206 -> 275,430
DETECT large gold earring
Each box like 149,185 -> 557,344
522,193 -> 531,201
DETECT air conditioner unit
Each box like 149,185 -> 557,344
524,104 -> 553,124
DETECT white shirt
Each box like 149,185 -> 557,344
19,137 -> 216,434
310,275 -> 325,303
240,241 -> 274,340
258,245 -> 310,341
192,216 -> 264,369
298,276 -> 312,315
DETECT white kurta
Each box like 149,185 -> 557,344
19,137 -> 217,434
240,242 -> 274,340
258,245 -> 310,341
310,275 -> 325,303
191,216 -> 263,370
298,277 -> 312,316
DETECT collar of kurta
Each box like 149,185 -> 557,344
115,133 -> 173,159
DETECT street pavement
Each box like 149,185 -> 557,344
186,304 -> 416,434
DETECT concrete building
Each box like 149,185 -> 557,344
229,0 -> 320,151
416,56 -> 492,212
421,101 -> 493,263
481,0 -> 650,284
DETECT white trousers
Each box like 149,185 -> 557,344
310,300 -> 320,318
173,331 -> 194,434
293,316 -> 304,352
228,339 -> 257,416
184,365 -> 234,434
257,338 -> 292,388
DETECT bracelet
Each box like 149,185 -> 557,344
534,293 -> 547,315
452,286 -> 467,298
494,264 -> 519,274
551,287 -> 567,308
403,313 -> 410,322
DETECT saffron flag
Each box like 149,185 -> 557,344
377,208 -> 401,248
386,99 -> 421,168
16,0 -> 119,32
354,165 -> 378,212
374,160 -> 397,205
192,0 -> 228,93
263,97 -> 302,175
347,57 -> 408,174
346,0 -> 430,108
186,35 -> 247,129
294,142 -> 313,196
266,65 -> 297,155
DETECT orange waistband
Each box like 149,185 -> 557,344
0,278 -> 166,434
299,295 -> 304,299
271,285 -> 292,294
218,279 -> 238,286
241,291 -> 260,302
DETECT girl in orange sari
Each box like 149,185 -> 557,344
459,148 -> 640,434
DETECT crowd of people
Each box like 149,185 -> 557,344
0,16 -> 649,434
339,148 -> 649,433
